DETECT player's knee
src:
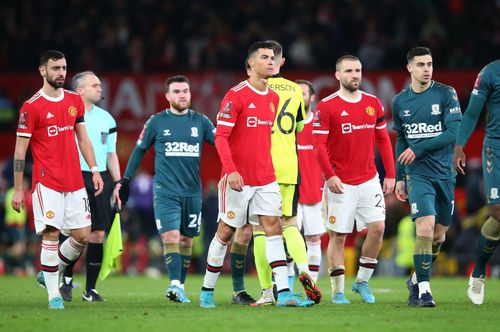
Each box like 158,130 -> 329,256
330,232 -> 346,246
481,216 -> 500,241
217,221 -> 235,242
89,230 -> 105,243
305,234 -> 321,243
369,221 -> 385,238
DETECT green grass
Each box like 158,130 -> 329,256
0,275 -> 499,332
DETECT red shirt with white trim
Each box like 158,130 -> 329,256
297,112 -> 323,203
313,91 -> 395,185
16,89 -> 85,192
215,80 -> 279,186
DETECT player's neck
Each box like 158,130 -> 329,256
411,80 -> 432,93
41,84 -> 63,98
339,87 -> 361,101
170,108 -> 188,115
84,102 -> 94,112
247,76 -> 268,92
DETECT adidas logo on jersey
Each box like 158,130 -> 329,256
248,103 -> 256,109
46,112 -> 54,119
341,110 -> 349,116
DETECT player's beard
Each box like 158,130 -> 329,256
171,99 -> 191,112
341,78 -> 360,92
46,76 -> 65,89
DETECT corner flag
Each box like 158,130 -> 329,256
98,212 -> 123,281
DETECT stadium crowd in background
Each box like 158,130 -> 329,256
0,0 -> 498,73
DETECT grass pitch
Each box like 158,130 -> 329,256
1,275 -> 499,332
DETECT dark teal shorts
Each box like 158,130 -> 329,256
153,192 -> 202,237
483,145 -> 500,204
406,173 -> 456,226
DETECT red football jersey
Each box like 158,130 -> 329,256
16,89 -> 85,192
297,113 -> 323,203
313,91 -> 395,185
215,80 -> 279,186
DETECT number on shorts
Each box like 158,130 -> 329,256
188,213 -> 200,228
83,197 -> 90,212
276,98 -> 295,134
375,194 -> 383,208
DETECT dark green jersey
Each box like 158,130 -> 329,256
393,81 -> 462,179
457,60 -> 500,149
132,109 -> 215,196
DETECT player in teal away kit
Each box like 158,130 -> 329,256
393,47 -> 462,308
454,59 -> 500,305
115,75 -> 215,303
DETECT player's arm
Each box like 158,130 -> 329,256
392,98 -> 408,202
114,117 -> 154,208
203,115 -> 216,145
312,105 -> 344,193
106,122 -> 121,183
215,94 -> 243,191
11,136 -> 30,212
75,121 -> 104,196
374,114 -> 396,194
296,92 -> 306,133
455,69 -> 490,174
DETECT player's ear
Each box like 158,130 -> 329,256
280,57 -> 285,67
165,92 -> 171,102
311,94 -> 316,103
406,63 -> 412,74
39,65 -> 46,77
335,71 -> 341,81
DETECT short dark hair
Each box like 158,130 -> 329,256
39,50 -> 65,66
165,75 -> 190,92
72,71 -> 96,90
335,55 -> 360,71
406,47 -> 432,63
265,40 -> 283,58
246,40 -> 275,67
295,79 -> 315,95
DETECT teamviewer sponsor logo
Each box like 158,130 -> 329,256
342,123 -> 352,133
247,116 -> 257,127
48,125 -> 58,137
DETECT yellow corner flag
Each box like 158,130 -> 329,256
98,212 -> 123,281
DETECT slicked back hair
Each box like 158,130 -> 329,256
39,50 -> 65,66
407,47 -> 432,63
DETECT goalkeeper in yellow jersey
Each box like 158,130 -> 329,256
249,40 -> 322,306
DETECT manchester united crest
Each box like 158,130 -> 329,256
329,216 -> 336,224
68,106 -> 77,117
46,211 -> 55,219
227,211 -> 235,220
365,106 -> 375,116
270,102 -> 275,113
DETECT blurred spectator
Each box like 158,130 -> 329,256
0,0 -> 497,73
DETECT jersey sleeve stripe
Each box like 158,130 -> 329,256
313,130 -> 329,134
17,132 -> 32,137
376,116 -> 385,123
217,120 -> 236,127
375,123 -> 387,129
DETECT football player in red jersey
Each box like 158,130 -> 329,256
314,55 -> 395,304
11,50 -> 103,309
200,41 -> 314,308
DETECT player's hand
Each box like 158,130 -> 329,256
454,144 -> 466,175
118,177 -> 131,206
326,176 -> 344,194
112,181 -> 122,210
92,172 -> 104,196
398,148 -> 416,165
383,177 -> 395,195
395,181 -> 408,202
228,172 -> 244,192
11,189 -> 25,213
